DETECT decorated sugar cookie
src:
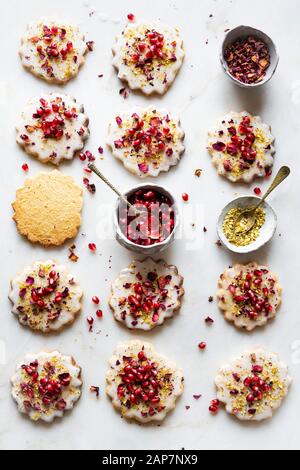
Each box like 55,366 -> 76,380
109,258 -> 184,330
112,20 -> 184,95
215,348 -> 291,421
11,351 -> 82,422
106,340 -> 184,423
19,20 -> 88,83
12,170 -> 83,246
9,260 -> 82,333
16,93 -> 89,165
217,263 -> 281,331
207,111 -> 275,183
107,106 -> 185,177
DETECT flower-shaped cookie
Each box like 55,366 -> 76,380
217,263 -> 281,331
19,20 -> 88,83
112,20 -> 184,95
9,260 -> 82,333
16,93 -> 89,164
215,348 -> 291,421
11,351 -> 82,422
106,340 -> 184,423
107,106 -> 184,177
208,111 -> 275,182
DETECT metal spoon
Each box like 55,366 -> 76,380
87,163 -> 139,215
234,166 -> 290,234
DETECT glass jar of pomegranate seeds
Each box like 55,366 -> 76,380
114,184 -> 179,254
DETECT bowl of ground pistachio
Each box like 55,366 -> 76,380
217,196 -> 277,253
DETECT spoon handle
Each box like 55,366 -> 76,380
87,163 -> 136,211
257,166 -> 290,207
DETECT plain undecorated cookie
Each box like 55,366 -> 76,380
112,20 -> 184,95
217,262 -> 282,331
12,170 -> 83,246
11,351 -> 82,422
106,340 -> 184,423
16,93 -> 89,164
207,111 -> 275,183
215,348 -> 291,421
9,260 -> 83,333
19,20 -> 88,83
107,106 -> 185,177
109,257 -> 184,330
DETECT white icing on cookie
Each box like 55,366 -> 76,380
16,93 -> 89,164
106,340 -> 184,423
9,260 -> 82,333
109,258 -> 184,330
207,111 -> 275,183
112,20 -> 184,95
107,106 -> 185,177
217,263 -> 281,331
11,351 -> 82,422
215,348 -> 291,421
19,20 -> 88,83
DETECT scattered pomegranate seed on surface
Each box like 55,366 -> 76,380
88,242 -> 97,252
87,316 -> 94,331
198,342 -> 207,350
209,398 -> 220,414
127,13 -> 135,21
84,167 -> 92,173
116,116 -> 122,126
92,296 -> 100,304
98,146 -> 103,154
79,152 -> 86,161
182,192 -> 189,202
253,187 -> 261,195
22,163 -> 29,171
96,309 -> 103,318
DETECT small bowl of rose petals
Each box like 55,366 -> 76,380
220,25 -> 279,88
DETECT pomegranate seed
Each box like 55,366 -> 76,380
22,163 -> 29,172
116,116 -> 122,126
138,350 -> 145,361
182,192 -> 189,202
211,399 -> 219,406
253,187 -> 261,196
79,152 -> 86,161
84,167 -> 92,173
98,146 -> 103,154
96,309 -> 103,318
198,342 -> 207,350
127,13 -> 135,21
88,242 -> 97,252
209,405 -> 218,413
92,296 -> 100,304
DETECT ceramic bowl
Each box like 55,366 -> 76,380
220,25 -> 279,88
114,183 -> 179,255
217,196 -> 277,253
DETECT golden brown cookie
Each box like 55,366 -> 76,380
12,170 -> 83,246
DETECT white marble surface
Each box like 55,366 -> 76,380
0,0 -> 300,450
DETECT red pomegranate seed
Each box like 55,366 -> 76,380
198,342 -> 207,350
127,13 -> 135,21
182,192 -> 189,202
79,152 -> 86,161
116,116 -> 122,126
96,309 -> 103,318
209,405 -> 218,413
98,146 -> 103,154
22,163 -> 29,171
92,296 -> 100,304
88,242 -> 97,252
84,167 -> 92,173
253,187 -> 261,196
87,316 -> 94,325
